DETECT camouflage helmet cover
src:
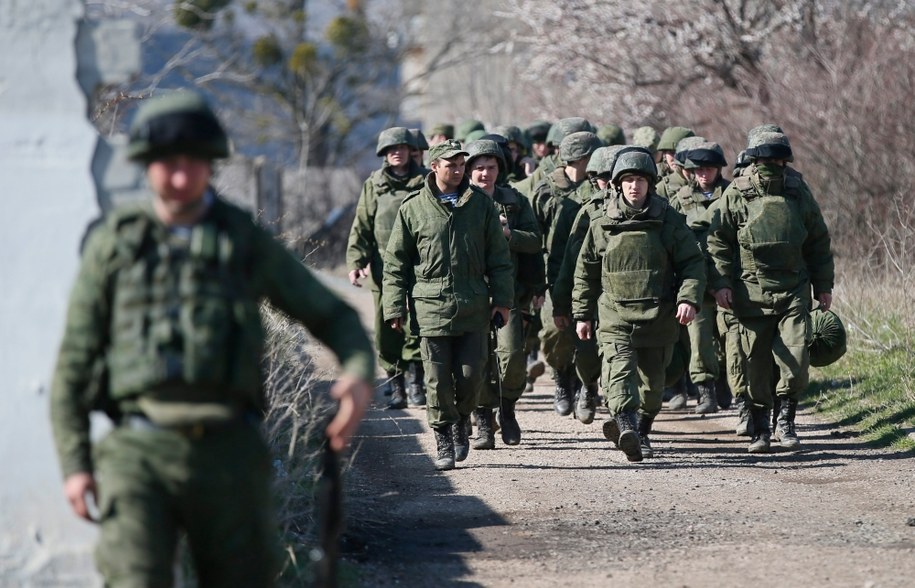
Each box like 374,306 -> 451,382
674,135 -> 707,166
597,124 -> 626,146
409,128 -> 429,150
526,119 -> 552,142
808,308 -> 847,367
746,131 -> 794,162
456,118 -> 485,142
127,90 -> 230,162
465,139 -> 507,172
611,149 -> 658,184
463,128 -> 488,144
559,131 -> 602,164
547,116 -> 593,147
376,126 -> 416,156
587,145 -> 645,176
746,123 -> 783,144
657,126 -> 695,152
632,126 -> 660,153
683,141 -> 727,169
429,122 -> 455,139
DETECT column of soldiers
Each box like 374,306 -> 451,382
354,116 -> 835,468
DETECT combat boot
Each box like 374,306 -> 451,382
471,408 -> 495,450
734,394 -> 754,437
386,372 -> 407,409
574,382 -> 598,424
433,426 -> 455,471
552,368 -> 573,416
616,411 -> 643,462
667,376 -> 688,410
716,374 -> 733,409
406,362 -> 426,407
602,418 -> 620,448
637,413 -> 655,458
694,381 -> 719,415
453,415 -> 470,462
498,399 -> 522,446
773,397 -> 800,450
527,350 -> 546,385
747,408 -> 772,454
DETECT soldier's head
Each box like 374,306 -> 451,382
428,139 -> 469,191
632,126 -> 660,159
465,139 -> 506,195
588,145 -> 644,191
657,126 -> 695,169
409,128 -> 429,167
526,119 -> 552,159
611,149 -> 658,208
673,135 -> 707,178
684,141 -> 727,190
428,122 -> 455,146
492,125 -> 528,162
480,133 -> 515,182
376,126 -> 416,171
559,131 -> 602,172
456,119 -> 485,144
597,124 -> 626,147
128,90 -> 229,220
745,131 -> 793,164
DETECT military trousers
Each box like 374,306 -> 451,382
573,334 -> 601,386
685,299 -> 721,385
538,292 -> 575,372
735,303 -> 810,409
601,340 -> 673,418
524,309 -> 542,355
422,331 -> 488,428
479,309 -> 526,407
717,310 -> 748,399
93,420 -> 277,588
372,288 -> 420,374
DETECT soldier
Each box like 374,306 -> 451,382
573,150 -> 705,462
492,124 -> 538,182
669,141 -> 731,414
409,128 -> 429,168
533,130 -> 603,417
656,126 -> 695,179
347,127 -> 427,408
526,119 -> 552,162
456,119 -> 485,144
50,91 -> 375,586
516,117 -> 593,198
656,134 -> 706,200
428,122 -> 455,146
707,131 -> 834,453
632,126 -> 660,157
382,139 -> 514,470
464,140 -> 542,448
596,124 -> 626,147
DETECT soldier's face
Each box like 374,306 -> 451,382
411,147 -> 424,167
595,176 -> 611,191
694,166 -> 720,190
663,151 -> 677,168
147,155 -> 211,209
469,156 -> 499,194
508,142 -> 521,161
432,155 -> 465,190
619,173 -> 649,208
385,144 -> 410,169
532,141 -> 549,158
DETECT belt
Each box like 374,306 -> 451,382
120,414 -> 237,440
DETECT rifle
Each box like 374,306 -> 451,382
311,434 -> 342,588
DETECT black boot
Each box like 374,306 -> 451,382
773,397 -> 800,450
552,368 -> 573,416
472,408 -> 495,450
694,381 -> 719,414
716,374 -> 733,409
452,414 -> 470,462
406,362 -> 426,407
499,399 -> 522,445
386,372 -> 407,409
734,394 -> 754,437
667,375 -> 688,410
637,413 -> 655,458
747,407 -> 772,454
574,382 -> 598,424
526,350 -> 545,385
616,410 -> 643,462
602,418 -> 620,447
433,426 -> 455,470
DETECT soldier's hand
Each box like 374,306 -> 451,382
576,320 -> 592,341
389,317 -> 403,332
491,306 -> 510,328
553,315 -> 571,329
817,292 -> 833,312
676,303 -> 697,325
714,288 -> 733,310
348,267 -> 369,287
326,375 -> 373,452
532,295 -> 545,310
64,472 -> 97,522
521,156 -> 537,176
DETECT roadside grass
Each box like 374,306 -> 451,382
804,266 -> 915,452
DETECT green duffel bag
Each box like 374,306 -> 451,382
809,308 -> 848,367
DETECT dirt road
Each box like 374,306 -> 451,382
326,276 -> 915,588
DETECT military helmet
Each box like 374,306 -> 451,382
127,90 -> 229,162
410,128 -> 429,150
611,149 -> 658,184
746,123 -> 783,144
456,119 -> 485,142
546,117 -> 593,148
526,119 -> 552,143
632,126 -> 660,154
465,139 -> 506,173
492,125 -> 527,150
597,124 -> 626,146
808,308 -> 847,367
674,135 -> 707,166
559,131 -> 602,164
429,122 -> 455,139
657,126 -> 695,152
684,141 -> 727,169
480,133 -> 515,177
463,128 -> 487,144
586,144 -> 634,176
745,131 -> 794,162
375,126 -> 416,156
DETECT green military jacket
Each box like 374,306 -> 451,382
491,184 -> 543,306
552,185 -> 607,318
382,175 -> 515,337
513,152 -> 559,198
51,195 -> 375,478
670,176 -> 731,248
656,169 -> 689,200
706,163 -> 834,318
572,192 -> 706,347
532,167 -> 586,290
346,161 -> 426,289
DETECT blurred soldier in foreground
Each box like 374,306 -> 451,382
50,90 -> 374,586
347,127 -> 427,408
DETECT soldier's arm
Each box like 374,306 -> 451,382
381,209 -> 416,321
571,225 -> 601,321
800,188 -> 835,296
669,209 -> 706,309
705,193 -> 738,292
345,178 -> 377,271
256,230 -> 375,383
50,229 -> 113,479
507,193 -> 542,254
546,199 -> 578,290
484,202 -> 516,309
552,206 -> 591,317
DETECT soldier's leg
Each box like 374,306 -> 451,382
422,336 -> 460,428
454,330 -> 488,417
495,309 -> 526,444
600,341 -> 643,461
665,329 -> 690,409
771,304 -> 810,449
720,310 -> 751,434
372,289 -> 408,407
540,293 -> 576,415
402,331 -> 426,406
94,429 -> 180,587
688,300 -> 721,414
573,335 -> 601,423
635,344 -> 674,457
738,315 -> 779,452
